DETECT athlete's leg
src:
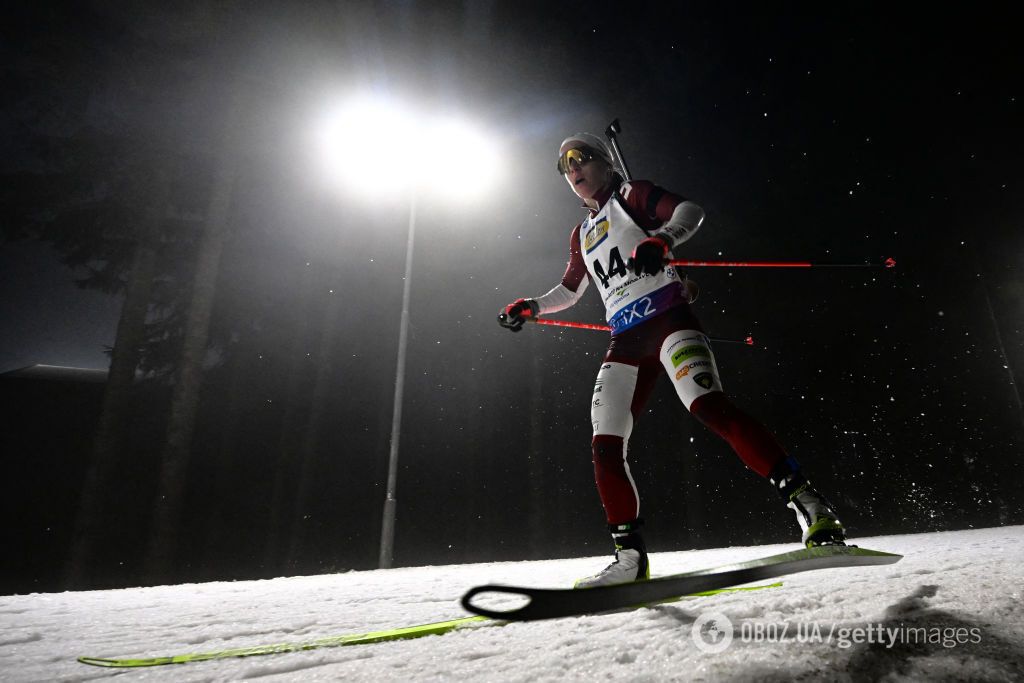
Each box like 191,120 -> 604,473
659,329 -> 845,545
590,359 -> 661,525
689,392 -> 789,477
579,357 -> 661,587
659,330 -> 787,477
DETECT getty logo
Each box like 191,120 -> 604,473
691,611 -> 734,653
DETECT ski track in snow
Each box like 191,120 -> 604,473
2,526 -> 1023,682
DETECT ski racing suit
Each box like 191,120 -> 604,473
531,179 -> 790,527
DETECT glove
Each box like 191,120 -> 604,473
630,236 -> 669,276
498,298 -> 539,332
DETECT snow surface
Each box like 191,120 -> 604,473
3,526 -> 1023,682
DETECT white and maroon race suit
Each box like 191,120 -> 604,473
531,179 -> 789,526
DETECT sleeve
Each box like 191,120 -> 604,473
619,180 -> 705,249
532,224 -> 591,314
654,200 -> 704,249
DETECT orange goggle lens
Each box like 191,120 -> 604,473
557,147 -> 596,175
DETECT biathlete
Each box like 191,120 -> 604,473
499,132 -> 846,587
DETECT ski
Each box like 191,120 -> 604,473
78,615 -> 487,668
461,545 -> 901,621
78,583 -> 779,668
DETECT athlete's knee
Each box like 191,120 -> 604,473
592,434 -> 625,463
690,390 -> 730,420
690,391 -> 745,437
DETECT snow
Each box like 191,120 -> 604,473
3,526 -> 1023,682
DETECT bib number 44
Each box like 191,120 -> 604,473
593,247 -> 628,288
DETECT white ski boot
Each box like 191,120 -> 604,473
770,461 -> 846,547
574,530 -> 650,588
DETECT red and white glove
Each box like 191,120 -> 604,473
497,298 -> 540,332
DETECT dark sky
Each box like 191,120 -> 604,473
2,3 -> 1020,372
2,2 -> 1022,580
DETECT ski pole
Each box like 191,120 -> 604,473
667,257 -> 896,269
528,317 -> 754,346
529,318 -> 611,332
604,118 -> 632,181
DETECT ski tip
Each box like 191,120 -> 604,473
78,657 -> 120,667
461,584 -> 535,620
819,545 -> 903,565
79,655 -> 173,668
844,545 -> 902,556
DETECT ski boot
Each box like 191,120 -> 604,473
769,459 -> 846,547
574,520 -> 650,588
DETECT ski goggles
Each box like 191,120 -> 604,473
557,147 -> 599,175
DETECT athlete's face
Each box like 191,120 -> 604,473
562,153 -> 612,201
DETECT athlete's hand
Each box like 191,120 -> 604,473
497,298 -> 539,332
630,237 -> 669,276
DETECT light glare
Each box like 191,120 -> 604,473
315,97 -> 501,202
422,119 -> 501,201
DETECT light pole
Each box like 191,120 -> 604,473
314,96 -> 500,569
379,192 -> 416,569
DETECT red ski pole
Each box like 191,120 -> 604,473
528,318 -> 754,346
667,257 -> 896,269
530,318 -> 612,332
